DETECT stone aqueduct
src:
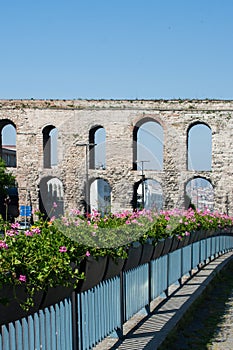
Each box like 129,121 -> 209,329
0,99 -> 232,217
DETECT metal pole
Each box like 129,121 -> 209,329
76,142 -> 96,215
136,160 -> 149,209
85,144 -> 89,214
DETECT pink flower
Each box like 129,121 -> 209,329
53,202 -> 57,208
25,230 -> 33,236
19,275 -> 26,283
11,222 -> 20,229
185,231 -> 190,236
59,246 -> 67,253
0,240 -> 8,249
31,227 -> 41,234
85,251 -> 91,257
6,230 -> 15,237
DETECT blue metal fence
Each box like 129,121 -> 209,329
1,234 -> 233,350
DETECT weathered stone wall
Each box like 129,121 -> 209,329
0,99 -> 232,215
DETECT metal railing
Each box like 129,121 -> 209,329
1,234 -> 233,350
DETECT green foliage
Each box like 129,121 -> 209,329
0,159 -> 15,195
0,207 -> 232,311
0,218 -> 85,310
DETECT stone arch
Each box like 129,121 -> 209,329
42,125 -> 58,168
187,121 -> 212,171
133,117 -> 164,170
0,119 -> 17,167
184,176 -> 214,211
89,125 -> 106,169
90,177 -> 111,215
39,176 -> 64,218
133,177 -> 163,211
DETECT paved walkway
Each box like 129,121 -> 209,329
94,251 -> 233,350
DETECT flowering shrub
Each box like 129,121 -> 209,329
56,207 -> 233,246
0,215 -> 86,310
0,207 -> 232,311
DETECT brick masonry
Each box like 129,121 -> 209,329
0,99 -> 232,216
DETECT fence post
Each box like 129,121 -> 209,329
71,291 -> 79,350
165,254 -> 169,297
146,261 -> 152,314
179,248 -> 183,286
114,271 -> 124,339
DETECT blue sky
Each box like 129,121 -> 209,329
1,0 -> 233,100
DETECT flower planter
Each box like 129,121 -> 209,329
0,285 -> 43,326
199,230 -> 207,241
189,231 -> 197,244
189,230 -> 203,243
223,226 -> 232,235
177,234 -> 190,249
206,229 -> 215,238
160,236 -> 173,256
76,256 -> 107,293
39,285 -> 74,310
151,239 -> 165,260
169,236 -> 179,253
102,257 -> 125,280
123,242 -> 142,272
139,238 -> 154,265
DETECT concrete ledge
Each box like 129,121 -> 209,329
94,251 -> 233,350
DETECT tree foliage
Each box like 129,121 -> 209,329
0,159 -> 15,195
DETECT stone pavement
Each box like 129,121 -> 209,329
94,251 -> 233,350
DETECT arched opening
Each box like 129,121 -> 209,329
43,125 -> 58,168
133,178 -> 163,211
187,123 -> 212,171
0,121 -> 17,167
185,177 -> 214,211
90,178 -> 111,215
133,119 -> 163,170
39,177 -> 64,218
89,126 -> 106,169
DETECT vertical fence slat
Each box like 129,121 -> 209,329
168,249 -> 181,286
2,325 -> 10,350
39,310 -> 46,349
28,315 -> 35,350
192,241 -> 200,268
33,312 -> 40,350
22,318 -> 29,349
9,323 -> 16,350
55,303 -> 61,350
182,245 -> 192,276
50,306 -> 56,350
45,308 -> 51,349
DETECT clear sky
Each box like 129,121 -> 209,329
1,0 -> 233,100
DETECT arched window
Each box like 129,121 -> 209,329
185,177 -> 214,211
89,126 -> 106,169
90,178 -> 111,215
134,178 -> 163,211
0,121 -> 16,167
39,177 -> 64,218
187,123 -> 212,171
43,125 -> 58,168
133,119 -> 163,170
